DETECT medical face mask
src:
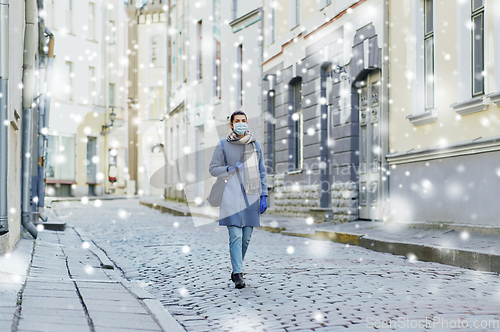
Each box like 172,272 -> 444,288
233,122 -> 248,135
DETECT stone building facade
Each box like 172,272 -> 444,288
262,0 -> 389,223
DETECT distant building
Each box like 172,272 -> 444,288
125,0 -> 167,196
44,0 -> 128,197
162,0 -> 265,206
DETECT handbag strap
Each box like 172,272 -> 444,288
235,146 -> 250,208
220,139 -> 228,167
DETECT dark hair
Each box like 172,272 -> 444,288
230,110 -> 247,123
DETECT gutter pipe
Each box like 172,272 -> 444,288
0,0 -> 9,235
20,0 -> 38,238
38,28 -> 54,210
381,0 -> 390,220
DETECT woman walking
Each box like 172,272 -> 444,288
209,110 -> 268,289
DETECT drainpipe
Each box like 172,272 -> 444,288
20,0 -> 38,238
0,0 -> 9,235
381,0 -> 390,220
319,66 -> 331,209
38,28 -> 54,211
164,0 -> 171,198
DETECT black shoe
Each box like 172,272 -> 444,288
232,273 -> 245,289
230,273 -> 235,282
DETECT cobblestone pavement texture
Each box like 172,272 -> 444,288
52,199 -> 500,331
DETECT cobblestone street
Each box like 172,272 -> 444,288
51,199 -> 500,331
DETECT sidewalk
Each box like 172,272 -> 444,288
140,197 -> 500,274
1,225 -> 184,332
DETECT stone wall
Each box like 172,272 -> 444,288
268,173 -> 320,217
331,181 -> 359,223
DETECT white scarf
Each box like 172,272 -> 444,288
226,129 -> 260,195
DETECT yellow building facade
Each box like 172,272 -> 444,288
387,0 -> 500,226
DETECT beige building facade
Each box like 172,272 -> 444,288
387,0 -> 500,226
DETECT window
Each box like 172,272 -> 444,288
149,87 -> 164,119
267,0 -> 276,44
180,15 -> 185,83
109,83 -> 115,106
424,0 -> 434,109
47,0 -> 55,28
65,0 -> 73,33
197,21 -> 202,80
290,0 -> 300,28
109,20 -> 116,45
88,3 -> 95,40
87,137 -> 97,183
232,0 -> 237,20
292,80 -> 303,171
88,67 -> 95,104
46,135 -> 76,181
471,0 -> 484,96
64,61 -> 73,101
319,0 -> 331,9
172,40 -> 176,86
215,40 -> 221,99
237,44 -> 243,108
151,36 -> 160,67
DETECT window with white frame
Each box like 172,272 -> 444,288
319,0 -> 332,9
290,0 -> 300,29
47,0 -> 55,29
88,3 -> 95,40
65,0 -> 73,33
149,87 -> 164,119
46,135 -> 76,181
424,0 -> 434,110
88,66 -> 95,104
64,61 -> 73,101
109,83 -> 115,107
471,0 -> 484,96
109,20 -> 116,45
197,21 -> 203,80
214,39 -> 221,99
151,36 -> 160,67
237,44 -> 243,109
292,80 -> 303,171
266,1 -> 276,45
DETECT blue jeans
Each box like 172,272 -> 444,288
227,226 -> 253,274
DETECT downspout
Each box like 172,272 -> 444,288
0,0 -> 9,235
38,28 -> 54,210
319,65 -> 331,210
20,0 -> 38,238
381,0 -> 390,220
103,0 -> 110,195
164,0 -> 171,198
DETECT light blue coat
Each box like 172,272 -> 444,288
209,138 -> 268,227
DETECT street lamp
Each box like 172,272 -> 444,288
333,65 -> 349,81
101,108 -> 116,135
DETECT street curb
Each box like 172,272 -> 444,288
48,195 -> 135,203
138,200 -> 500,274
140,201 -> 191,217
72,227 -> 186,332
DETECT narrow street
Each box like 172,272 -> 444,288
51,199 -> 500,331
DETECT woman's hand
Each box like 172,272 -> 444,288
260,196 -> 267,214
227,161 -> 244,173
